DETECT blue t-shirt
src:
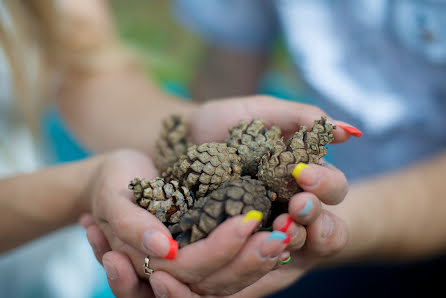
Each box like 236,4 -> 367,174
175,0 -> 446,181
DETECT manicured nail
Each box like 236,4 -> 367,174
321,213 -> 334,239
142,230 -> 178,260
103,260 -> 118,281
279,216 -> 293,233
292,163 -> 309,179
279,255 -> 292,265
238,210 -> 263,238
150,276 -> 169,298
298,200 -> 313,217
292,163 -> 319,187
337,124 -> 362,138
260,231 -> 289,258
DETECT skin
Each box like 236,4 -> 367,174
1,1 -> 352,296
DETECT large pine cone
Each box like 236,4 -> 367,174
225,119 -> 282,177
169,177 -> 271,247
163,143 -> 242,197
258,116 -> 335,203
155,115 -> 193,173
129,177 -> 194,224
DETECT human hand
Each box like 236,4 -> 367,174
81,150 -> 292,296
187,95 -> 357,145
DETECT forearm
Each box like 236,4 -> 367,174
58,65 -> 198,157
0,155 -> 103,253
329,152 -> 446,263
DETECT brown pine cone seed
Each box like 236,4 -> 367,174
155,115 -> 193,173
168,177 -> 271,247
258,116 -> 336,203
163,142 -> 242,197
128,177 -> 194,224
225,119 -> 282,177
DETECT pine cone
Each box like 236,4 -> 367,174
155,115 -> 193,173
169,177 -> 271,247
163,143 -> 243,197
128,177 -> 194,224
225,119 -> 282,177
258,116 -> 335,203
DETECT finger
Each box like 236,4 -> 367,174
292,163 -> 349,205
86,224 -> 112,265
287,193 -> 322,225
232,265 -> 306,298
150,271 -> 199,298
100,196 -> 178,260
304,210 -> 348,257
150,212 -> 265,284
273,214 -> 307,251
194,231 -> 289,296
79,213 -> 95,228
102,251 -> 154,298
191,96 -> 353,145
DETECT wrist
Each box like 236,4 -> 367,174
77,154 -> 108,214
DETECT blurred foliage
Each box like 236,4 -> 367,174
109,0 -> 302,90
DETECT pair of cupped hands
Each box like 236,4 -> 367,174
79,97 -> 352,298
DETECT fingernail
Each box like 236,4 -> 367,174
279,216 -> 293,233
260,231 -> 289,258
292,163 -> 319,187
337,124 -> 362,138
298,200 -> 313,217
150,277 -> 169,298
279,254 -> 292,265
321,213 -> 334,239
238,210 -> 263,239
103,260 -> 118,281
142,230 -> 178,260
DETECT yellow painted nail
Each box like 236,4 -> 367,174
292,163 -> 309,179
242,210 -> 263,223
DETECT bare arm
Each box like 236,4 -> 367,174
0,155 -> 103,253
329,151 -> 446,263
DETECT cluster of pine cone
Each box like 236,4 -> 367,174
129,115 -> 335,247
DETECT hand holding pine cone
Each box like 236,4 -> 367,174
128,115 -> 336,246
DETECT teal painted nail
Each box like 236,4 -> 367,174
267,231 -> 288,242
298,200 -> 313,216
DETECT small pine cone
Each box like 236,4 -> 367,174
155,115 -> 193,173
163,143 -> 242,197
169,177 -> 271,247
225,119 -> 282,176
128,177 -> 194,224
258,116 -> 336,203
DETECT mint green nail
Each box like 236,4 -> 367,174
267,231 -> 287,242
279,256 -> 292,265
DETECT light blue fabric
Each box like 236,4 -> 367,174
174,0 -> 446,180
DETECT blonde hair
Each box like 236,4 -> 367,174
0,0 -> 136,135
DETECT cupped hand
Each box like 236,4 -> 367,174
82,149 -> 291,296
187,95 -> 354,145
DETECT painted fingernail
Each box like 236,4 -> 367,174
142,230 -> 178,260
279,255 -> 292,265
279,216 -> 293,233
298,200 -> 313,217
103,260 -> 118,281
337,124 -> 362,138
150,276 -> 169,298
260,231 -> 289,258
238,210 -> 263,239
292,163 -> 319,187
321,213 -> 334,239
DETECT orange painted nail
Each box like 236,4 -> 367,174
337,124 -> 363,138
164,237 -> 178,260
